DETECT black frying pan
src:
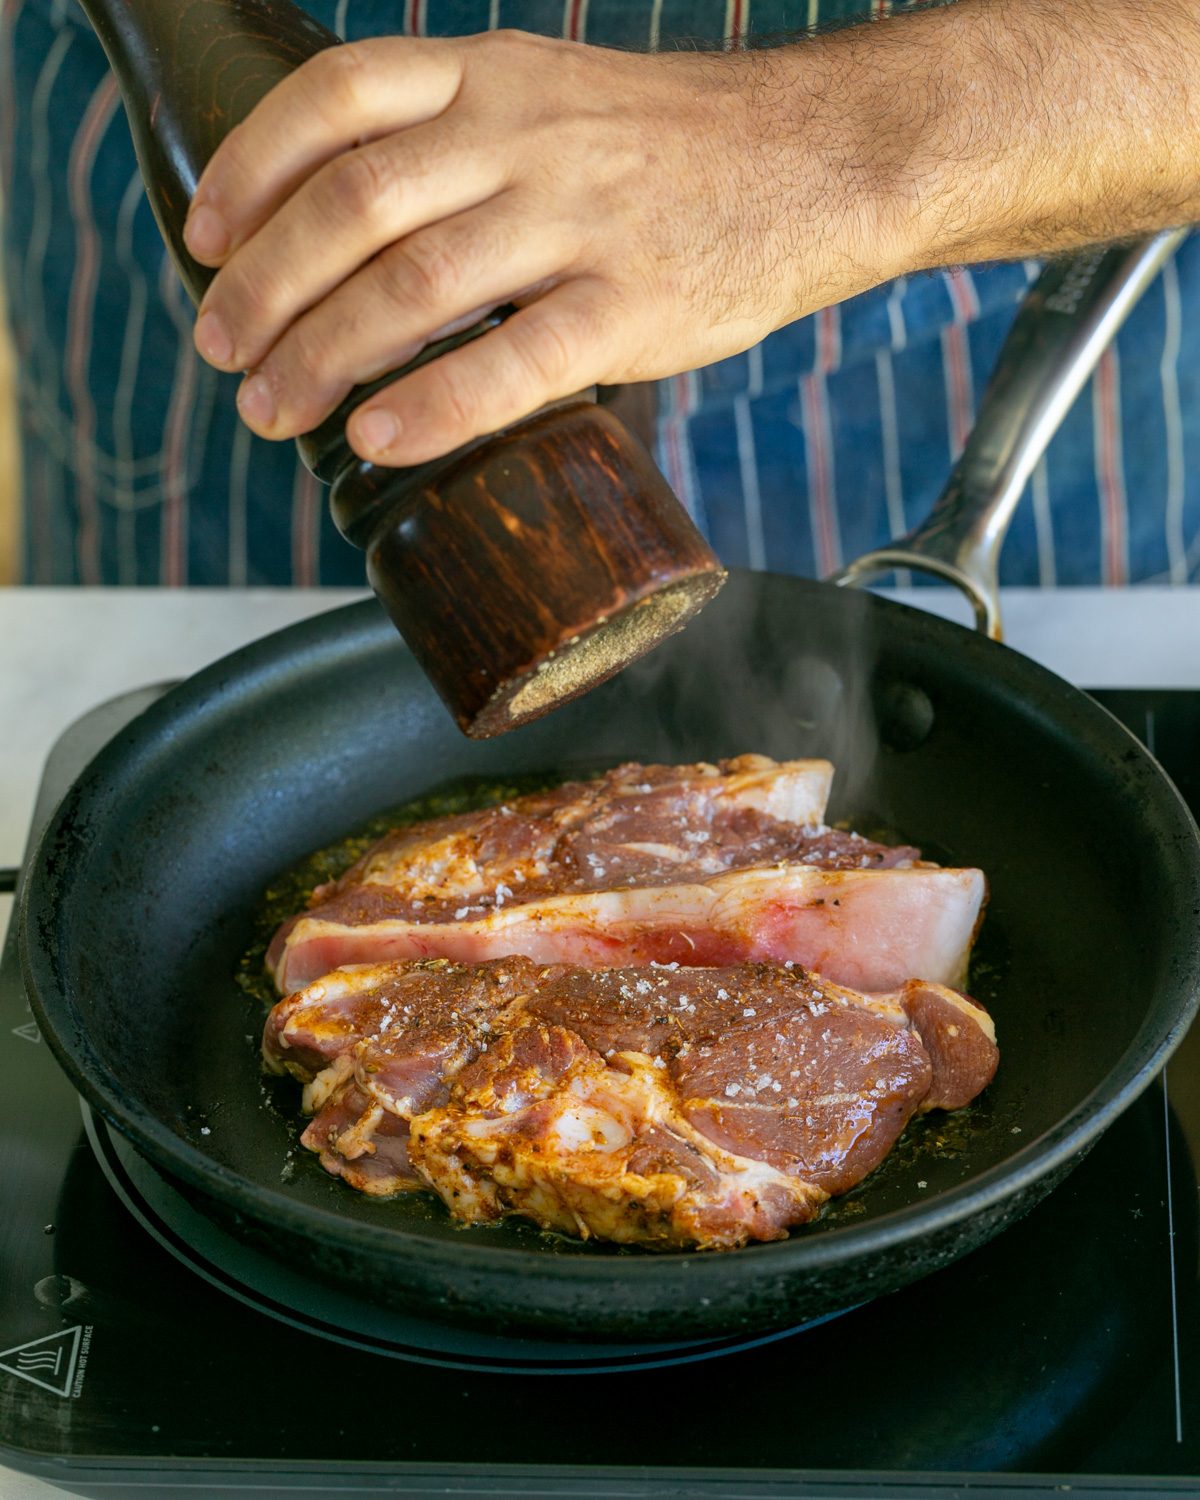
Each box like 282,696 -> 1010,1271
19,238 -> 1200,1345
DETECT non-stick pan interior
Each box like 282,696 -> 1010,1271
21,573 -> 1200,1336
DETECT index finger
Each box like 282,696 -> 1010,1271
184,36 -> 466,265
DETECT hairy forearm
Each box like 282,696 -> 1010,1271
759,0 -> 1200,300
185,7 -> 1198,466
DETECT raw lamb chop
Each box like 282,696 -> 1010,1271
268,755 -> 986,996
263,956 -> 998,1249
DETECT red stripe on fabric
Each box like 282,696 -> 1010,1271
0,0 -> 28,203
874,0 -> 891,16
291,461 -> 321,586
939,270 -> 977,462
661,372 -> 697,520
725,0 -> 746,49
65,76 -> 119,585
941,325 -> 971,460
406,0 -> 425,36
158,261 -> 198,586
803,373 -> 838,576
1096,350 -> 1127,586
945,266 -> 980,321
816,305 -> 841,376
566,0 -> 585,41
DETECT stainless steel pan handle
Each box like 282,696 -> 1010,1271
828,229 -> 1187,638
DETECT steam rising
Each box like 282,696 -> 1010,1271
569,573 -> 896,828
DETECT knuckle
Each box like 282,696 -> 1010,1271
205,122 -> 253,198
303,42 -> 377,118
426,360 -> 480,437
466,28 -> 548,86
324,145 -> 396,220
388,233 -> 463,307
286,323 -> 335,394
511,310 -> 579,389
230,268 -> 288,334
485,28 -> 547,58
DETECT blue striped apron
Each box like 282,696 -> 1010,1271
2,0 -> 1198,586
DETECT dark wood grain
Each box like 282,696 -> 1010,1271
77,0 -> 338,302
80,0 -> 727,733
363,402 -> 726,736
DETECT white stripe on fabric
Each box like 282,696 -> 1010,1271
1030,455 -> 1056,587
806,0 -> 820,33
1160,252 -> 1186,584
747,340 -> 764,400
733,394 -> 765,569
227,416 -> 253,587
648,0 -> 663,50
489,0 -> 501,28
885,276 -> 908,352
874,347 -> 910,586
724,0 -> 749,49
333,0 -> 350,37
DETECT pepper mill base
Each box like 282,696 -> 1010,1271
359,401 -> 727,737
464,571 -> 723,737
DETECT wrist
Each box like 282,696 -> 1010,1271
781,0 -> 1200,283
730,38 -> 926,321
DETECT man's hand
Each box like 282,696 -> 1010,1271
184,1 -> 1200,469
182,32 -> 893,466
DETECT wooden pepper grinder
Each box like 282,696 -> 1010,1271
78,0 -> 726,736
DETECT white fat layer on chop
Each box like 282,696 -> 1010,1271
276,865 -> 986,996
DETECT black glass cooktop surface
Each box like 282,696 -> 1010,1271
1,686 -> 1198,1497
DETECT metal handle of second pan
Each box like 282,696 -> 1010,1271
828,228 -> 1188,638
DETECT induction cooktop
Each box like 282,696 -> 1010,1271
1,686 -> 1197,1497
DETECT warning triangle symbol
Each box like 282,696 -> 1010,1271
0,1327 -> 82,1397
11,1021 -> 41,1044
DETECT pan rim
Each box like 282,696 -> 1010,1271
18,579 -> 1200,1289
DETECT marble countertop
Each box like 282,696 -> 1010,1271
3,580 -> 1200,1498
